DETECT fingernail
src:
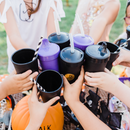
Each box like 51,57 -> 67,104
35,72 -> 39,75
29,70 -> 32,73
113,62 -> 115,66
56,96 -> 60,100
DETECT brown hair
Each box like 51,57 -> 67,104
124,2 -> 130,31
25,0 -> 42,17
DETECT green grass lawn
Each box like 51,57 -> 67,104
0,0 -> 127,74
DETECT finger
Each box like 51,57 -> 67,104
85,75 -> 99,84
22,82 -> 34,91
63,76 -> 70,87
38,66 -> 43,71
10,70 -> 16,75
80,66 -> 84,77
104,68 -> 112,74
45,96 -> 60,108
85,82 -> 98,88
74,66 -> 84,85
85,72 -> 102,78
30,84 -> 38,101
17,70 -> 32,80
112,56 -> 123,66
29,72 -> 38,80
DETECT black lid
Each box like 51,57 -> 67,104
48,32 -> 69,43
60,47 -> 84,63
85,43 -> 110,60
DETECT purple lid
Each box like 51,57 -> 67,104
38,39 -> 60,61
73,34 -> 94,51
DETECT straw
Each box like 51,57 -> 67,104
30,78 -> 45,92
114,37 -> 130,53
53,12 -> 60,35
69,33 -> 74,53
32,36 -> 43,60
76,13 -> 85,37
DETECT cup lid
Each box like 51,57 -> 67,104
48,32 -> 69,43
60,47 -> 84,63
38,39 -> 60,61
74,34 -> 94,45
85,43 -> 110,60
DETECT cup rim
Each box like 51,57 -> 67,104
48,32 -> 70,43
11,48 -> 38,65
97,41 -> 120,54
60,47 -> 84,63
36,70 -> 63,94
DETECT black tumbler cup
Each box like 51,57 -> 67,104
36,70 -> 63,104
59,47 -> 84,84
11,48 -> 38,74
98,42 -> 120,71
48,32 -> 70,50
84,43 -> 110,72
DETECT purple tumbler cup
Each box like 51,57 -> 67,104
73,34 -> 94,51
38,39 -> 60,72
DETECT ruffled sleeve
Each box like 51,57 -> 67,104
0,0 -> 11,23
50,0 -> 65,21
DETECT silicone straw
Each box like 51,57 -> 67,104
69,33 -> 74,53
76,14 -> 85,37
53,12 -> 60,35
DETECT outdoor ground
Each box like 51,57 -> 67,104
0,0 -> 127,74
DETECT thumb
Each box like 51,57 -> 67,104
45,96 -> 60,108
104,68 -> 111,74
30,84 -> 38,101
104,68 -> 113,75
63,76 -> 70,87
112,56 -> 122,66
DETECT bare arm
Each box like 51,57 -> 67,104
0,71 -> 38,101
63,67 -> 111,130
113,83 -> 130,108
47,1 -> 57,37
67,101 -> 111,130
89,0 -> 120,44
85,68 -> 130,108
0,1 -> 29,50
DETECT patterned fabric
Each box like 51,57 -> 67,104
71,0 -> 113,42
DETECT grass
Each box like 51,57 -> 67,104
0,0 -> 128,74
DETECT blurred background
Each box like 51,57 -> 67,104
0,0 -> 127,74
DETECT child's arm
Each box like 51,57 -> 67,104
47,0 -> 65,37
0,70 -> 38,100
0,1 -> 29,50
113,48 -> 130,67
89,0 -> 120,44
85,68 -> 130,108
63,67 -> 111,130
25,85 -> 60,130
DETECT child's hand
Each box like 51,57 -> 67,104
1,70 -> 38,96
85,68 -> 122,94
26,84 -> 60,130
63,66 -> 84,104
113,48 -> 130,67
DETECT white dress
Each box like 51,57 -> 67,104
0,0 -> 65,74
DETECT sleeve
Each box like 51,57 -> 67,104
0,0 -> 11,23
50,0 -> 65,21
